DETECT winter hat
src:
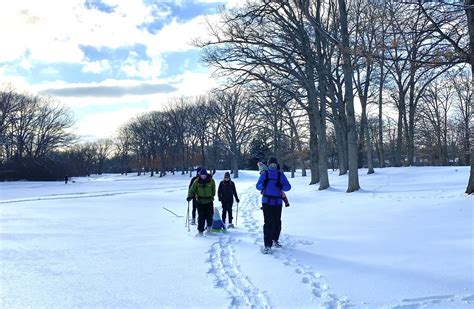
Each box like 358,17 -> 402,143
258,163 -> 268,173
267,157 -> 278,165
196,167 -> 202,174
224,172 -> 230,178
199,168 -> 208,175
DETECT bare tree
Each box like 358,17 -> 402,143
166,98 -> 191,174
211,88 -> 254,178
410,0 -> 473,193
352,0 -> 379,174
450,69 -> 472,165
200,0 -> 331,188
30,97 -> 74,158
418,80 -> 454,165
150,111 -> 172,177
95,138 -> 113,174
128,114 -> 150,175
0,86 -> 75,180
189,97 -> 214,168
336,0 -> 361,191
115,125 -> 132,175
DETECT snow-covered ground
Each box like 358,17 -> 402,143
0,167 -> 472,308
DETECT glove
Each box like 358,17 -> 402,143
236,198 -> 240,203
186,197 -> 193,202
276,182 -> 282,190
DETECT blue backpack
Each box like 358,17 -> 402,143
262,170 -> 283,204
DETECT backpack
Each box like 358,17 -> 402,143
262,170 -> 282,204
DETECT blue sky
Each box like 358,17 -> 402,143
0,0 -> 239,141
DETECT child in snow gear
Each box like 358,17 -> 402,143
218,171 -> 240,228
188,167 -> 202,225
258,162 -> 290,207
211,207 -> 227,232
256,157 -> 291,252
187,168 -> 215,235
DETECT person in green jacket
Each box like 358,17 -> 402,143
187,168 -> 216,235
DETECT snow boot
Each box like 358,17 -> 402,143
190,218 -> 196,225
261,247 -> 272,254
227,223 -> 234,228
273,240 -> 282,248
196,231 -> 204,237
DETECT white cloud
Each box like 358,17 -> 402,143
0,73 -> 30,92
29,41 -> 85,64
169,71 -> 218,97
0,0 -> 219,81
76,107 -> 140,139
69,71 -> 218,139
146,16 -> 206,56
0,0 -> 166,63
120,51 -> 166,79
194,0 -> 243,8
39,67 -> 61,77
82,59 -> 112,74
0,0 -> 227,141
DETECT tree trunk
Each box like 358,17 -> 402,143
160,151 -> 165,177
360,96 -> 374,174
291,155 -> 296,178
464,0 -> 474,194
338,0 -> 360,192
309,90 -> 329,190
406,73 -> 416,166
467,151 -> 474,194
200,138 -> 206,167
365,118 -> 375,174
233,150 -> 239,178
181,142 -> 186,175
358,110 -> 366,169
301,157 -> 307,177
336,89 -> 349,174
329,87 -> 348,175
378,76 -> 385,168
309,123 -> 320,185
395,89 -> 405,167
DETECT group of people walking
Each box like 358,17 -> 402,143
187,168 -> 239,235
186,157 -> 291,254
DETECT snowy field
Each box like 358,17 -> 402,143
0,167 -> 473,308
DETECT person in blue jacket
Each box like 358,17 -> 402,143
256,157 -> 291,254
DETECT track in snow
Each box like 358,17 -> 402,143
237,188 -> 351,308
207,234 -> 270,308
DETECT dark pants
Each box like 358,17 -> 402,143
262,204 -> 283,248
221,201 -> 233,224
192,199 -> 198,220
197,202 -> 213,232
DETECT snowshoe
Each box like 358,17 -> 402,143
261,247 -> 272,254
273,240 -> 282,248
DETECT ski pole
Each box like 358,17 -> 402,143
235,202 -> 239,226
163,207 -> 183,217
185,201 -> 190,231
